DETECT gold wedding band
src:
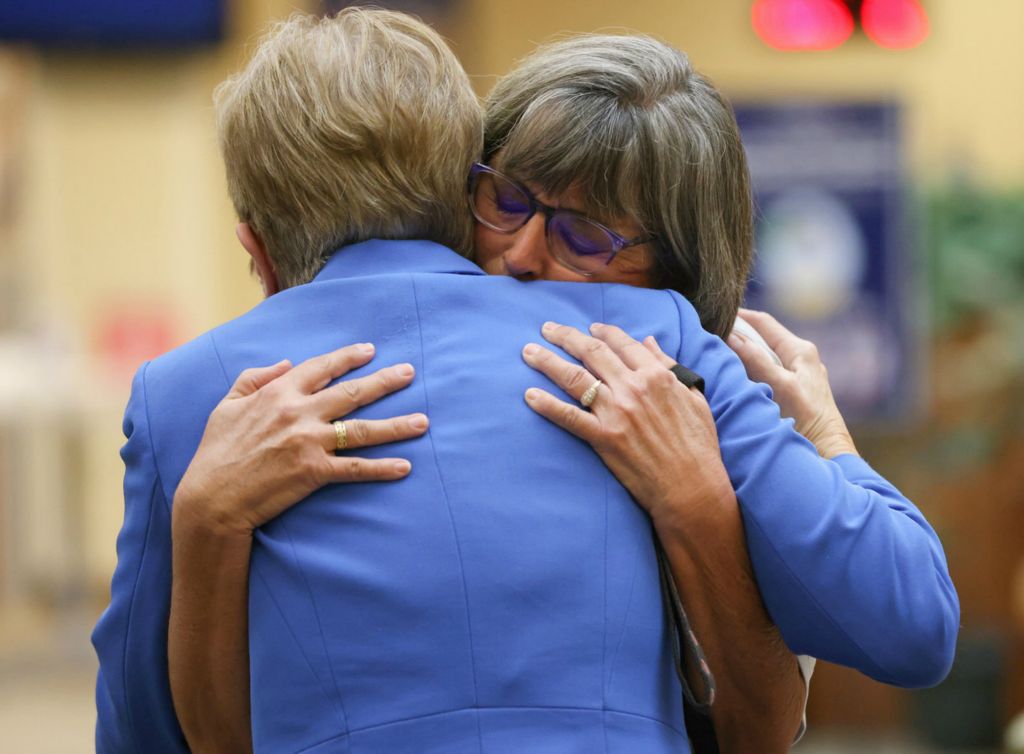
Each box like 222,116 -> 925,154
333,420 -> 348,451
580,379 -> 602,409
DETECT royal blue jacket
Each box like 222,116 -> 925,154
93,239 -> 958,753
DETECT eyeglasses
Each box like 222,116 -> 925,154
467,163 -> 656,276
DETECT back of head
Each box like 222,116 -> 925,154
484,34 -> 752,338
216,9 -> 482,288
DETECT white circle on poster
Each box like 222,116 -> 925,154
757,188 -> 866,319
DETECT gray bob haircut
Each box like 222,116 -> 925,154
484,34 -> 753,338
215,9 -> 483,289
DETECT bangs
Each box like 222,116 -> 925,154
492,93 -> 651,228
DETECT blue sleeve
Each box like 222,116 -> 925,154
669,293 -> 959,688
91,363 -> 189,753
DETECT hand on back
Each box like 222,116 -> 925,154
727,309 -> 857,460
521,321 -> 734,533
173,343 -> 429,537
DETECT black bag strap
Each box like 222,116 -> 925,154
655,535 -> 717,714
670,363 -> 705,394
661,360 -> 719,750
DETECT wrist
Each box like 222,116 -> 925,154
801,409 -> 858,459
817,433 -> 858,459
650,472 -> 736,547
807,421 -> 858,459
172,479 -> 255,541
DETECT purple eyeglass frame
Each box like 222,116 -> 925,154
467,162 -> 656,272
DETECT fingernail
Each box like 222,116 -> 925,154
542,321 -> 556,332
525,388 -> 541,402
523,343 -> 539,357
728,333 -> 745,348
393,460 -> 411,475
359,343 -> 375,353
409,414 -> 428,431
590,322 -> 605,333
396,363 -> 414,377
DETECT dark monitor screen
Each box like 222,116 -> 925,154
0,0 -> 224,48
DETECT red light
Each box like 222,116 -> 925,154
752,0 -> 855,51
861,0 -> 930,49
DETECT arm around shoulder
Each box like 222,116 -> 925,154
671,294 -> 959,688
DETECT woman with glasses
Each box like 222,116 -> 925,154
162,25 -> 956,754
468,163 -> 657,283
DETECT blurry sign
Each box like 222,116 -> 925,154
95,302 -> 179,386
751,0 -> 930,51
735,101 -> 916,422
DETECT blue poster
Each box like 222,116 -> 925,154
735,102 -> 916,422
0,0 -> 224,47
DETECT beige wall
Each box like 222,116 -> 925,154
20,1 -> 317,339
5,0 -> 316,591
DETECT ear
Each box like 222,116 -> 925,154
236,222 -> 280,298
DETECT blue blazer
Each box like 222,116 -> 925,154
93,240 -> 958,753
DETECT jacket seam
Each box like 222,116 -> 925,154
137,361 -> 173,518
251,564 -> 347,721
121,474 -> 162,751
409,275 -> 484,753
146,335 -> 233,513
205,330 -> 234,391
602,534 -> 643,699
278,521 -> 351,733
122,362 -> 160,751
293,704 -> 687,752
599,286 -> 611,754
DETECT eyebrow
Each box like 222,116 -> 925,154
516,174 -> 625,228
489,151 -> 639,231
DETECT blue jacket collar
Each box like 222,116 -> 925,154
313,239 -> 486,283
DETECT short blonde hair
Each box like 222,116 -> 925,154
485,34 -> 752,338
215,9 -> 482,288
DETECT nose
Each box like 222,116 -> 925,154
502,214 -> 551,280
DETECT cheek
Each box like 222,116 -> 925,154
588,265 -> 655,288
473,225 -> 507,274
545,267 -> 590,284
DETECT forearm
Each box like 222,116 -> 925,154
169,506 -> 254,754
654,495 -> 804,754
692,332 -> 958,680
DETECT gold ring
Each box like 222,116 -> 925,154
333,420 -> 348,451
580,379 -> 602,409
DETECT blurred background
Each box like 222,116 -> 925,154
0,0 -> 1021,751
